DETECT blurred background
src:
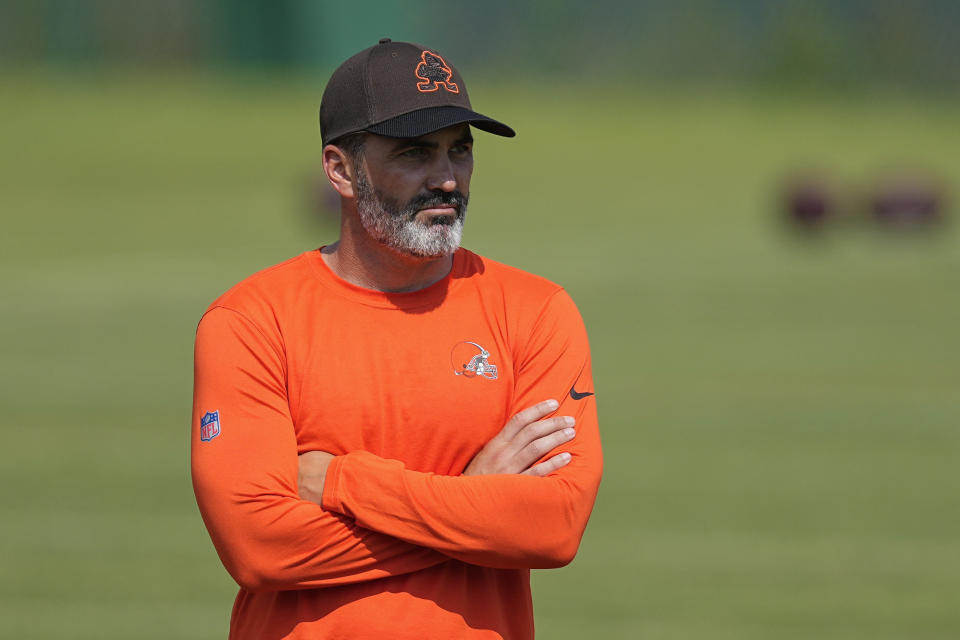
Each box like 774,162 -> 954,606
2,1 -> 958,638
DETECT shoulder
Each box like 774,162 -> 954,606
458,248 -> 565,301
202,251 -> 315,324
456,248 -> 584,332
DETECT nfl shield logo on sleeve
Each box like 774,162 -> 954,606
200,410 -> 221,442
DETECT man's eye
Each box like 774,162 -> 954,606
401,148 -> 429,159
451,144 -> 472,155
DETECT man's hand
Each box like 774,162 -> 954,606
298,451 -> 335,504
464,399 -> 575,477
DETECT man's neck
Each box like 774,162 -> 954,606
321,212 -> 454,293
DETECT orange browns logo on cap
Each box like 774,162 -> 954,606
415,51 -> 460,94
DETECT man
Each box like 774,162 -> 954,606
192,39 -> 602,639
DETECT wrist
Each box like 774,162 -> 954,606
320,454 -> 346,513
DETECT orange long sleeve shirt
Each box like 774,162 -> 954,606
191,248 -> 602,639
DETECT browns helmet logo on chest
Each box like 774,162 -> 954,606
450,341 -> 498,380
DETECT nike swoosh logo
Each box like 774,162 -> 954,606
569,385 -> 594,400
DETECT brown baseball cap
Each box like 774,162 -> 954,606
319,39 -> 516,145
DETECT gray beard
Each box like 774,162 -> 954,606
354,166 -> 467,258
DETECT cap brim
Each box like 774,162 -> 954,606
365,106 -> 515,139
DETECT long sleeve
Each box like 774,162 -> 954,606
320,289 -> 603,569
191,306 -> 448,592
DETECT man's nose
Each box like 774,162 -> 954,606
426,158 -> 457,192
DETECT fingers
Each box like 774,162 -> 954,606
523,452 -> 572,477
465,399 -> 576,477
516,415 -> 575,449
515,420 -> 575,469
501,399 -> 559,440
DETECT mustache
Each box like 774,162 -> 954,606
406,190 -> 469,215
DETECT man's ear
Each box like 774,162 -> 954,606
322,144 -> 357,199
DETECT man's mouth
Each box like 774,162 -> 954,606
418,206 -> 458,216
406,191 -> 467,222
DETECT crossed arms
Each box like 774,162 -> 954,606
191,291 -> 602,593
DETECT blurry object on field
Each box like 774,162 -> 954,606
780,169 -> 949,234
781,171 -> 838,232
868,171 -> 946,229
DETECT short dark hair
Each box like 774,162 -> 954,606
332,132 -> 366,163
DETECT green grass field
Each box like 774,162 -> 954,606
2,72 -> 958,639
